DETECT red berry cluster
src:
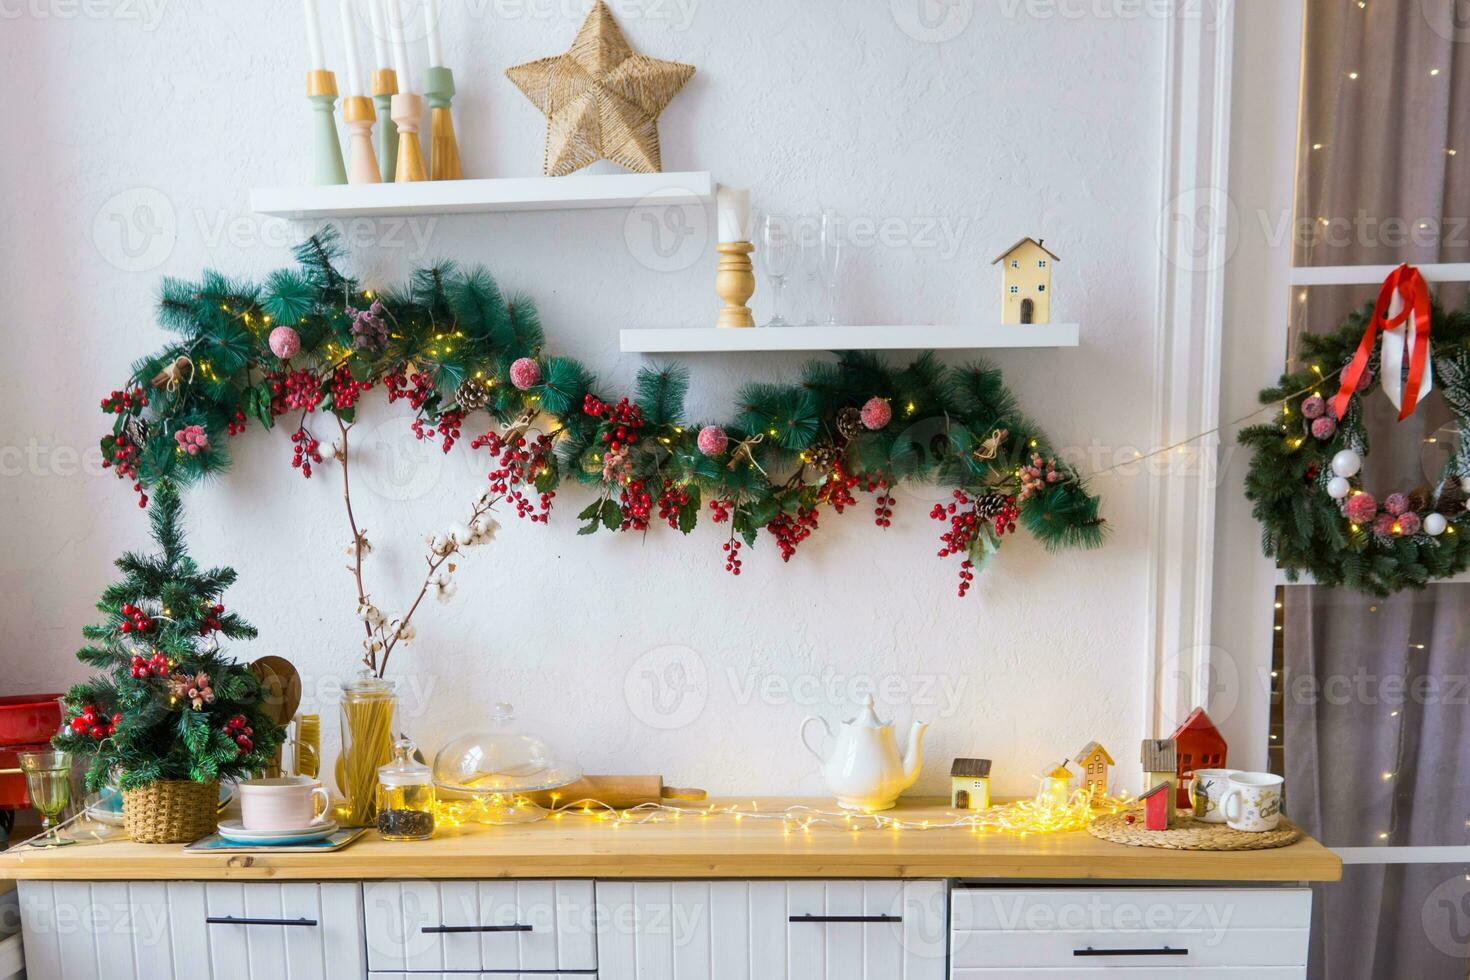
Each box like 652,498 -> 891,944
583,395 -> 645,452
932,490 -> 981,554
226,409 -> 248,436
118,602 -> 155,635
329,363 -> 372,410
722,538 -> 743,575
708,498 -> 733,524
199,602 -> 225,634
130,651 -> 170,679
815,460 -> 860,513
412,409 -> 464,453
385,369 -> 436,410
469,429 -> 556,522
102,438 -> 149,508
767,508 -> 820,562
279,369 -> 323,412
100,387 -> 148,414
619,479 -> 653,531
291,427 -> 322,477
990,496 -> 1021,537
656,481 -> 691,529
224,715 -> 254,756
69,705 -> 121,741
955,560 -> 976,597
872,483 -> 895,528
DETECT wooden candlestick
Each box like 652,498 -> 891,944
716,242 -> 756,328
306,70 -> 348,185
372,68 -> 400,182
390,92 -> 427,183
341,96 -> 381,184
424,66 -> 463,181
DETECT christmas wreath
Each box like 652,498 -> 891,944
100,231 -> 1103,599
1241,267 -> 1470,595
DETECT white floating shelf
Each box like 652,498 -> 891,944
620,323 -> 1080,354
250,171 -> 713,218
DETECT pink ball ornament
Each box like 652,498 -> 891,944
1383,492 -> 1410,516
697,425 -> 728,457
1344,492 -> 1377,525
1310,416 -> 1337,440
268,326 -> 301,360
1373,512 -> 1398,537
1301,395 -> 1326,420
860,397 -> 892,431
509,357 -> 541,391
1355,369 -> 1374,393
1396,512 -> 1422,536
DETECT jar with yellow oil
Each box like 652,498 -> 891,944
375,737 -> 435,841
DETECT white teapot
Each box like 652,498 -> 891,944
800,696 -> 927,811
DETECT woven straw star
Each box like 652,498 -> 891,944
506,0 -> 695,176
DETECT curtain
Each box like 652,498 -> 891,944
1286,2 -> 1470,978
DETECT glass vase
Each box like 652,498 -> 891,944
339,674 -> 397,827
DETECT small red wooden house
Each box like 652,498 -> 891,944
1140,782 -> 1172,831
1169,707 -> 1228,808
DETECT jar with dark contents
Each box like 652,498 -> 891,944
375,736 -> 435,841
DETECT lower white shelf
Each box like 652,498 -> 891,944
619,324 -> 1080,353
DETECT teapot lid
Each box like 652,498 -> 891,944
846,696 -> 887,729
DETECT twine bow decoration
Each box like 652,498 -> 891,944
974,427 -> 1009,461
151,355 -> 194,392
728,433 -> 766,476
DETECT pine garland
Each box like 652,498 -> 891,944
1240,301 -> 1470,595
99,230 -> 1105,591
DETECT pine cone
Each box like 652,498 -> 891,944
805,443 -> 841,472
455,378 -> 490,412
1437,480 -> 1467,515
975,493 -> 1009,519
1407,487 -> 1434,514
124,417 -> 149,447
836,407 -> 863,441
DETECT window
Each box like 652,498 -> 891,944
1009,285 -> 1019,294
1010,260 -> 1019,268
1038,259 -> 1047,268
1037,284 -> 1045,292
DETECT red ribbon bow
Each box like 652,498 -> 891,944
1333,263 -> 1432,423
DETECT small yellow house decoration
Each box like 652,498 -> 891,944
991,237 -> 1059,325
1140,738 -> 1179,828
950,758 -> 992,810
1073,741 -> 1114,801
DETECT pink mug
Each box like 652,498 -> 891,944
238,776 -> 330,831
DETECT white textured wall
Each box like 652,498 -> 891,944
1,1 -> 1165,798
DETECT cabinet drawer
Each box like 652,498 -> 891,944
955,970 -> 1305,979
598,879 -> 946,980
364,880 -> 596,973
371,975 -> 597,979
951,887 -> 1310,971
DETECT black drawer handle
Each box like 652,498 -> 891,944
206,916 -> 318,928
1074,946 -> 1188,957
789,914 -> 902,924
422,924 -> 534,934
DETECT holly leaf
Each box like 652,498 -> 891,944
601,499 -> 623,531
577,500 -> 602,521
677,485 -> 702,535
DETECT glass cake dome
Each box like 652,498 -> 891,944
432,703 -> 580,802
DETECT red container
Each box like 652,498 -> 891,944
0,741 -> 54,809
0,694 -> 63,747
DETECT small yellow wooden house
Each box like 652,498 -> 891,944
1073,741 -> 1114,801
950,758 -> 992,810
991,237 -> 1059,324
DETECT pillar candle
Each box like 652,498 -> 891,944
339,0 -> 364,96
425,0 -> 444,68
389,0 -> 414,93
366,0 -> 391,69
304,0 -> 327,71
717,186 -> 751,242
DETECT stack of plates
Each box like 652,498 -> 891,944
215,820 -> 338,845
85,783 -> 234,827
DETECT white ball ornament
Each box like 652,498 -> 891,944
1425,513 -> 1448,537
1331,450 -> 1362,479
1326,477 -> 1352,500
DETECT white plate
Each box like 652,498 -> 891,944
216,819 -> 338,845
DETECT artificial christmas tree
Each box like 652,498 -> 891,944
53,481 -> 283,841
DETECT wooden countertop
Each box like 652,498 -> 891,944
0,798 -> 1342,883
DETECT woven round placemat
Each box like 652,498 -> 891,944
1088,808 -> 1302,850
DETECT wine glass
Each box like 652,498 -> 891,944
820,211 -> 845,326
758,213 -> 793,328
799,219 -> 824,326
19,750 -> 75,847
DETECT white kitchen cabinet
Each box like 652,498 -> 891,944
362,879 -> 596,973
950,886 -> 1311,978
17,880 -> 365,980
596,879 -> 947,980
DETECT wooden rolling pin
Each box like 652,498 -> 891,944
525,775 -> 706,810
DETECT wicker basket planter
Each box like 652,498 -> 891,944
122,778 -> 219,843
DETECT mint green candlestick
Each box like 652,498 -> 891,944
307,70 -> 347,185
373,68 -> 400,182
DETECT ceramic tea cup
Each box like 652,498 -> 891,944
238,776 -> 330,831
1221,772 -> 1284,832
1190,768 -> 1240,824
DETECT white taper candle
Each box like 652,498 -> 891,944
717,186 -> 752,242
339,0 -> 364,96
426,0 -> 444,68
304,0 -> 327,71
388,0 -> 414,93
365,0 -> 391,69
